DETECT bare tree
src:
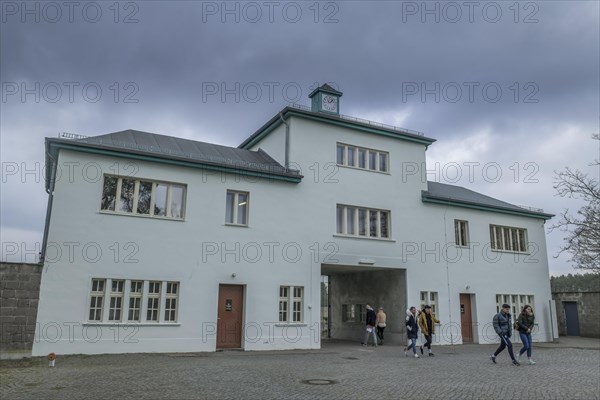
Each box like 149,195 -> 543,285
551,134 -> 600,272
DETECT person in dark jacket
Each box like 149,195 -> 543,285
516,305 -> 536,365
362,304 -> 378,346
490,304 -> 520,366
404,307 -> 420,358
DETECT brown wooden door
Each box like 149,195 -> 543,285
460,294 -> 473,343
217,285 -> 244,349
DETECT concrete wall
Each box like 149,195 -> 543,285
329,269 -> 406,344
0,262 -> 42,352
553,292 -> 600,338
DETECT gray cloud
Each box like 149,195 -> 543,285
1,0 -> 598,275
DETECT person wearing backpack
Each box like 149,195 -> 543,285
516,305 -> 536,365
490,304 -> 520,366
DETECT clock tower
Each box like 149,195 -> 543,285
309,83 -> 343,115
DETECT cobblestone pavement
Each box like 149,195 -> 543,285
1,340 -> 599,400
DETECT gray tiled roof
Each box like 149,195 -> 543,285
53,129 -> 299,177
423,181 -> 553,219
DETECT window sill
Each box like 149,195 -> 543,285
275,323 -> 307,327
83,322 -> 181,327
491,249 -> 530,255
336,164 -> 391,175
99,211 -> 185,222
333,234 -> 396,243
224,223 -> 249,228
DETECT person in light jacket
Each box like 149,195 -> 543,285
490,304 -> 520,366
376,307 -> 387,345
418,305 -> 440,356
404,307 -> 420,358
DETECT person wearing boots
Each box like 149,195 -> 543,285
418,305 -> 440,356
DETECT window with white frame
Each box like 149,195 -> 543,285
88,279 -> 106,321
490,225 -> 528,252
108,280 -> 124,321
336,143 -> 389,173
336,205 -> 390,239
164,282 -> 179,322
225,190 -> 249,226
419,291 -> 438,314
128,280 -> 143,322
342,304 -> 365,323
87,278 -> 179,323
279,286 -> 304,323
101,175 -> 186,219
455,220 -> 469,247
496,294 -> 535,316
146,281 -> 161,322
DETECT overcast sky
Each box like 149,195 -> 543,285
1,0 -> 598,276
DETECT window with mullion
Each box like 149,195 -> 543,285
146,281 -> 161,322
279,286 -> 304,323
337,205 -> 390,239
489,224 -> 528,252
226,190 -> 249,226
336,143 -> 389,173
88,279 -> 106,321
108,279 -> 124,321
101,176 -> 185,219
128,280 -> 143,321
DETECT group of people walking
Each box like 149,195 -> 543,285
491,303 -> 536,366
361,302 -> 536,366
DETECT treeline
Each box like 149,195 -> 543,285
551,273 -> 600,292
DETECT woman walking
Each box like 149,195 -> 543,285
418,305 -> 440,356
404,307 -> 420,358
516,305 -> 536,365
376,307 -> 387,345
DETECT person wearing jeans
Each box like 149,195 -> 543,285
516,305 -> 536,365
362,304 -> 378,346
490,304 -> 520,366
404,307 -> 420,358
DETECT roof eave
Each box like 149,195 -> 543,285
239,107 -> 436,149
421,192 -> 554,220
46,139 -> 303,183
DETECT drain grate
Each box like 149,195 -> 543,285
343,357 -> 359,360
301,379 -> 338,385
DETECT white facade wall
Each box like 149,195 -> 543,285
33,149 -> 322,356
34,112 -> 554,355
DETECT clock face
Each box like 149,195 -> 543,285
321,94 -> 338,112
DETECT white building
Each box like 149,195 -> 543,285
33,85 -> 556,355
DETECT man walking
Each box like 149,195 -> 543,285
490,304 -> 520,366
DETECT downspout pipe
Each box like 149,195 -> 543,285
279,112 -> 290,171
40,147 -> 57,265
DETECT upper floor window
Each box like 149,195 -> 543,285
225,190 -> 249,226
336,205 -> 390,239
336,143 -> 388,173
454,220 -> 469,247
490,225 -> 528,253
100,175 -> 186,220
